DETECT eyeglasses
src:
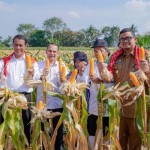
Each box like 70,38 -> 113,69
119,36 -> 133,43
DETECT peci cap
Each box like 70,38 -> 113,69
92,38 -> 108,48
73,51 -> 88,63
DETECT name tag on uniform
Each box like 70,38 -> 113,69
115,59 -> 122,64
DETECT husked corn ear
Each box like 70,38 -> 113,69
59,58 -> 62,72
45,59 -> 50,69
97,51 -> 104,62
129,72 -> 141,87
89,58 -> 94,76
69,69 -> 77,84
139,47 -> 145,60
38,101 -> 43,110
62,66 -> 66,80
26,55 -> 32,68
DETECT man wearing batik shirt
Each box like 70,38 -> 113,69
98,28 -> 150,150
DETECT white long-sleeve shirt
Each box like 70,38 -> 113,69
0,54 -> 39,93
36,60 -> 68,110
77,62 -> 113,116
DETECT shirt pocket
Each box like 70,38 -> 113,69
113,63 -> 123,81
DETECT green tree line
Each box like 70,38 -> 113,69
0,17 -> 150,48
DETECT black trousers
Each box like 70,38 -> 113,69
48,108 -> 63,150
87,114 -> 109,136
21,92 -> 32,144
0,106 -> 4,124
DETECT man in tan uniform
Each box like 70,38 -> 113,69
98,28 -> 150,150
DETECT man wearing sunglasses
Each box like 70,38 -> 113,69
98,28 -> 150,149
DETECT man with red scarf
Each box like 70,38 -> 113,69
98,28 -> 150,150
0,34 -> 39,144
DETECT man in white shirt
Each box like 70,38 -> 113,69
36,43 -> 67,150
76,38 -> 112,149
0,34 -> 39,143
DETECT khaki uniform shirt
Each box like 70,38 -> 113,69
113,53 -> 138,118
112,51 -> 150,132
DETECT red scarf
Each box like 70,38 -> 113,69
2,52 -> 35,76
108,46 -> 141,73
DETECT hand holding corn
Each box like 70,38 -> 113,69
25,66 -> 35,80
78,61 -> 87,76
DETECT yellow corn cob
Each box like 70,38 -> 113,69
26,55 -> 32,69
129,72 -> 140,87
59,58 -> 62,72
45,59 -> 50,69
38,101 -> 43,110
97,51 -> 104,62
89,58 -> 94,76
62,66 -> 66,80
69,69 -> 77,84
139,47 -> 145,60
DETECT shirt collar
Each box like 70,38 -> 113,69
13,53 -> 25,61
123,48 -> 135,57
50,60 -> 58,67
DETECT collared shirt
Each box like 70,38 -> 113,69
113,53 -> 136,86
113,53 -> 138,118
77,62 -> 113,116
36,60 -> 67,109
0,54 -> 39,93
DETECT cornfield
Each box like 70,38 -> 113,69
0,47 -> 150,150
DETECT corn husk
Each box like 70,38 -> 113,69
25,79 -> 42,88
4,92 -> 28,111
24,79 -> 57,91
0,88 -> 5,98
59,80 -> 89,96
30,106 -> 61,124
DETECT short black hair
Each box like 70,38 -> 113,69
119,28 -> 135,37
13,34 -> 28,45
47,43 -> 59,50
73,51 -> 88,63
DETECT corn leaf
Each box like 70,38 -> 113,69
80,91 -> 88,136
31,119 -> 41,150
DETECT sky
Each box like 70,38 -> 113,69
0,0 -> 150,38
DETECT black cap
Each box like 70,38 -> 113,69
73,51 -> 88,63
92,38 -> 107,48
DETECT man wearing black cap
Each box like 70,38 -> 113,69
76,38 -> 113,149
92,38 -> 110,63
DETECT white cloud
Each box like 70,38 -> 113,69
0,1 -> 18,12
68,11 -> 80,18
125,0 -> 150,11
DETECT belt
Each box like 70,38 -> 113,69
19,92 -> 31,95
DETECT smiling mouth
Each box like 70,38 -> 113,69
49,56 -> 55,57
15,50 -> 22,53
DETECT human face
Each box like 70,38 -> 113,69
13,38 -> 26,59
94,46 -> 108,60
74,60 -> 81,69
74,59 -> 87,72
119,32 -> 136,54
46,44 -> 58,63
